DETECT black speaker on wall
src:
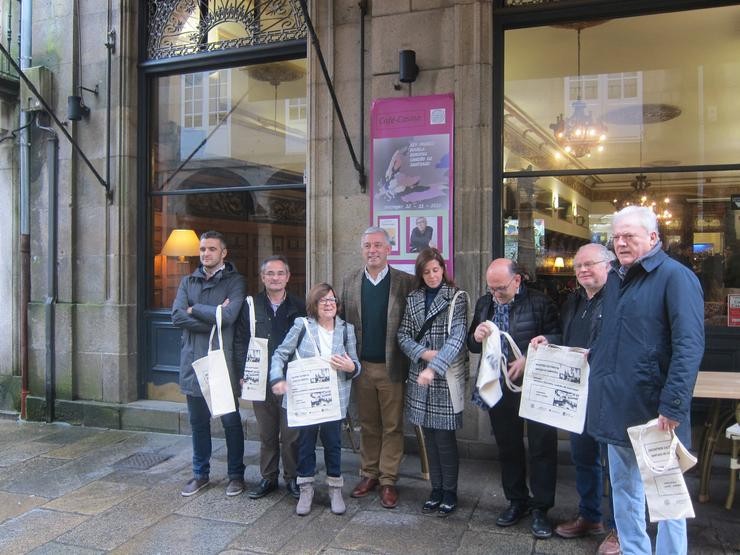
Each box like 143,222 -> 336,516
399,50 -> 419,83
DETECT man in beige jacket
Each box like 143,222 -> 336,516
340,226 -> 415,508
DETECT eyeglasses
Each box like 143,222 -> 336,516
574,260 -> 608,271
318,297 -> 338,305
488,276 -> 516,294
263,271 -> 288,277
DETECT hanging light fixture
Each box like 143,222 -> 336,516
550,29 -> 607,158
612,138 -> 672,222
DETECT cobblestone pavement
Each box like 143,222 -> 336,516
0,418 -> 737,554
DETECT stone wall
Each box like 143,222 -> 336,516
24,0 -> 139,415
309,0 -> 494,445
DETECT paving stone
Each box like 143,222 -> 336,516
457,530 -> 535,554
280,508 -> 361,554
109,514 -> 245,555
0,508 -> 88,555
55,484 -> 190,550
332,510 -> 466,554
43,429 -> 132,459
43,479 -> 146,515
175,477 -> 281,525
26,542 -> 105,555
0,441 -> 58,467
227,490 -> 326,552
0,491 -> 48,524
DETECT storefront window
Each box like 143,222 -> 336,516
149,60 -> 307,308
502,6 -> 740,328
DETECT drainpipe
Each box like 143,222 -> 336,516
19,0 -> 31,419
37,117 -> 57,423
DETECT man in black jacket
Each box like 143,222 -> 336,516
172,231 -> 246,498
467,258 -> 561,539
531,244 -> 620,555
234,255 -> 306,499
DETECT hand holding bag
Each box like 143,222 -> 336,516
626,418 -> 697,522
192,304 -> 237,417
240,296 -> 269,401
285,319 -> 342,427
474,321 -> 522,408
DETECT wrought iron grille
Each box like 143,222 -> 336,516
504,0 -> 562,5
146,0 -> 307,60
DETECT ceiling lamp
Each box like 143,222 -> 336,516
550,29 -> 607,158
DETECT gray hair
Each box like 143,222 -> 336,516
259,254 -> 290,274
576,243 -> 615,263
612,206 -> 659,237
360,226 -> 391,247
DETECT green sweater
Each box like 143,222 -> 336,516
360,272 -> 390,362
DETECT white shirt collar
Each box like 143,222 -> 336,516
364,265 -> 390,286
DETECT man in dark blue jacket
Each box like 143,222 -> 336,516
532,243 -> 620,554
172,231 -> 246,498
588,206 -> 704,555
468,258 -> 561,539
234,255 -> 306,499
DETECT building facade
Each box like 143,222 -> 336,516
0,0 -> 737,452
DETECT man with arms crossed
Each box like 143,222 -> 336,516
588,206 -> 703,555
234,255 -> 306,499
532,243 -> 620,554
341,227 -> 415,508
172,231 -> 247,497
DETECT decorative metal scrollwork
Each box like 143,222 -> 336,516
147,0 -> 307,60
504,0 -> 562,6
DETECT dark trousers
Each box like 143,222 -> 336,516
488,385 -> 557,511
571,431 -> 615,527
296,419 -> 342,478
253,390 -> 298,482
186,394 -> 245,480
423,427 -> 459,499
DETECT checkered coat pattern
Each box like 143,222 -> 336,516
397,284 -> 469,430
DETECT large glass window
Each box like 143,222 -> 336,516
502,6 -> 740,329
150,60 -> 307,308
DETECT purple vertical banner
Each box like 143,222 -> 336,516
370,94 -> 454,276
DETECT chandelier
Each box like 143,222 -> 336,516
550,29 -> 607,158
612,173 -> 673,223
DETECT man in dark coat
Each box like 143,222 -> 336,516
172,231 -> 246,498
532,243 -> 620,555
588,206 -> 704,555
234,255 -> 306,500
467,258 -> 561,539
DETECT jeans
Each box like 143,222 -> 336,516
423,427 -> 459,500
187,395 -> 245,480
608,444 -> 687,555
571,431 -> 615,526
296,419 -> 342,478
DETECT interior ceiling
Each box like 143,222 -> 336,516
502,5 -> 740,199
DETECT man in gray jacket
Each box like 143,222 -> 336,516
172,231 -> 247,497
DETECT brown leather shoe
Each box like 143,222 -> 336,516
554,516 -> 605,538
379,485 -> 398,508
350,477 -> 379,498
597,529 -> 620,555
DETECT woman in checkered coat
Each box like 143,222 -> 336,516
397,248 -> 468,517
